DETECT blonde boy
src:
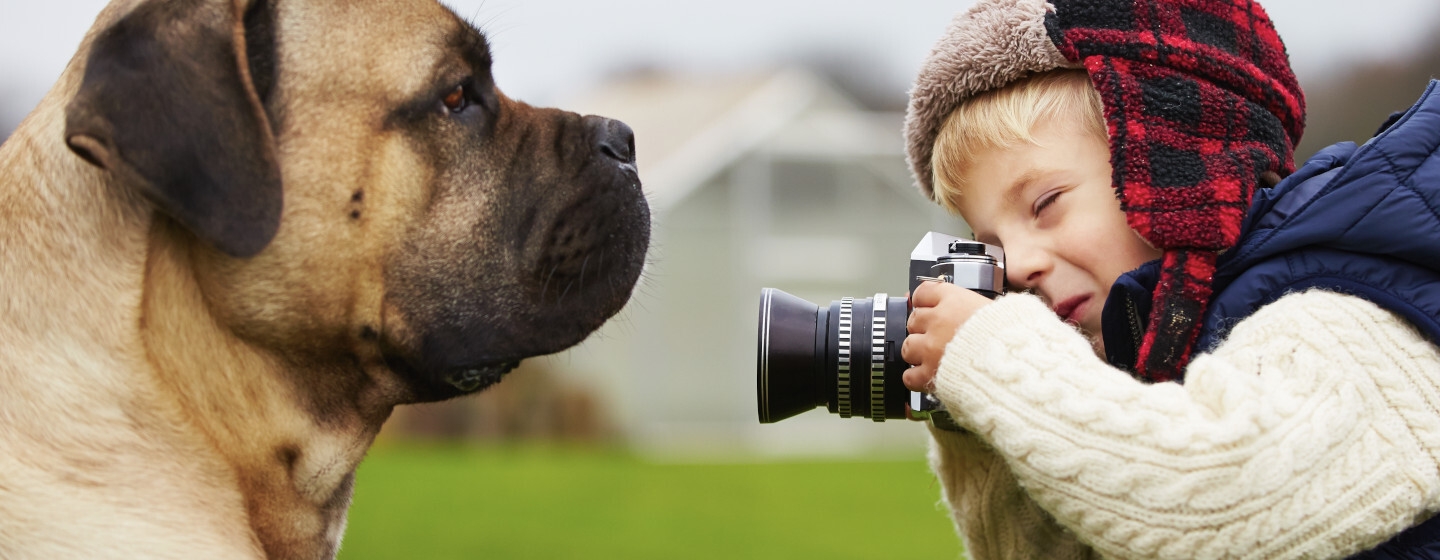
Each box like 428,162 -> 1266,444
898,0 -> 1440,558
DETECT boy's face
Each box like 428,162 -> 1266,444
952,120 -> 1161,348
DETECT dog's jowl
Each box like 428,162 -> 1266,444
0,0 -> 650,558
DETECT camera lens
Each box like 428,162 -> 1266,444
757,233 -> 1003,427
757,288 -> 910,423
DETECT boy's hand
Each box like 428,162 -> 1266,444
902,281 -> 993,392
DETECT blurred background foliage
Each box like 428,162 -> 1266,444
1297,30 -> 1440,158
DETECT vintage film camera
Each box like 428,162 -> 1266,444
756,232 -> 1004,429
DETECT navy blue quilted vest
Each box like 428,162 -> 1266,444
1102,81 -> 1440,558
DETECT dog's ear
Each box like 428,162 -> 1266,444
65,0 -> 281,258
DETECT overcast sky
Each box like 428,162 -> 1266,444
2,0 -> 1439,119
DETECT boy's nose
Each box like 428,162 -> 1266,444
1004,246 -> 1050,291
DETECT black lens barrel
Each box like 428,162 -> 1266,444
757,289 -> 910,424
757,288 -> 828,423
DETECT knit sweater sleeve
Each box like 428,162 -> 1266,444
926,290 -> 1440,559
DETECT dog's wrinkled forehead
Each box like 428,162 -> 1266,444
273,0 -> 493,112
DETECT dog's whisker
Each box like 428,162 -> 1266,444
600,249 -> 615,299
578,253 -> 591,291
559,280 -> 575,305
540,264 -> 558,304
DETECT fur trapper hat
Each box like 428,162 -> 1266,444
904,0 -> 1306,382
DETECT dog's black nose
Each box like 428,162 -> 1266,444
586,116 -> 636,165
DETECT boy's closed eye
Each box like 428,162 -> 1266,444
1033,188 -> 1064,222
1036,191 -> 1059,217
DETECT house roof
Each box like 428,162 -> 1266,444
560,68 -> 905,212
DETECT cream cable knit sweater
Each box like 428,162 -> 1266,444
926,290 -> 1440,560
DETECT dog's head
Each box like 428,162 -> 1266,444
63,0 -> 650,402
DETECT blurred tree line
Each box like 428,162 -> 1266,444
1297,33 -> 1440,160
381,361 -> 618,443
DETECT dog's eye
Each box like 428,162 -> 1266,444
442,85 -> 469,113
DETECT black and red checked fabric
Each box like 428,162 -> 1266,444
1045,0 -> 1306,382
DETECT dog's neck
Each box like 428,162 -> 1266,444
140,227 -> 392,559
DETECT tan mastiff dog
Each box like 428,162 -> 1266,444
0,0 -> 650,557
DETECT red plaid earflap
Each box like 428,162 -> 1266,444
1046,0 -> 1305,382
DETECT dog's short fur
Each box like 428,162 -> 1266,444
0,0 -> 650,557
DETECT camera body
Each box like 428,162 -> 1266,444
906,231 -> 1005,299
906,232 -> 1004,428
756,232 -> 1004,427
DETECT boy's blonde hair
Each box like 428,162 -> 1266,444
930,70 -> 1106,214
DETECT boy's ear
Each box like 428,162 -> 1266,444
64,0 -> 282,258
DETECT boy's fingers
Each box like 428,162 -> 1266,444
911,280 -> 957,308
906,307 -> 927,334
903,365 -> 934,392
911,281 -> 939,308
901,334 -> 917,364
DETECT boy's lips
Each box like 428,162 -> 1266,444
1052,295 -> 1091,325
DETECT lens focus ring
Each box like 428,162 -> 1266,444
870,293 -> 887,422
837,297 -> 854,418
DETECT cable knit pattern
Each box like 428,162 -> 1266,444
928,426 -> 1101,560
927,290 -> 1440,559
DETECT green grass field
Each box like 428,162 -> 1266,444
337,443 -> 965,559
